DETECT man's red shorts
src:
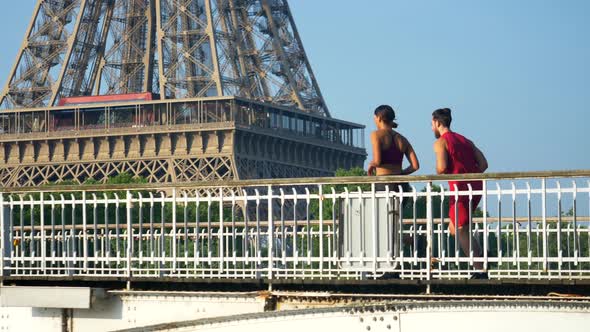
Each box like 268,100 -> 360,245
448,180 -> 483,228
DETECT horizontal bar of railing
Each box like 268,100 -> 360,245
11,216 -> 590,233
1,169 -> 589,193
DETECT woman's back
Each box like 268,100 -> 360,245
373,129 -> 406,176
379,130 -> 404,166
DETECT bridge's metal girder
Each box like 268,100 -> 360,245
1,292 -> 589,332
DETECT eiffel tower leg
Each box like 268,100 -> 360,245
91,2 -> 116,96
0,0 -> 43,108
1,1 -> 84,108
260,0 -> 305,109
205,0 -> 224,96
155,0 -> 167,99
144,1 -> 157,93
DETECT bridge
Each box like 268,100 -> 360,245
0,170 -> 589,331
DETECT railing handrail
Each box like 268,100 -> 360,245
11,216 -> 590,233
2,169 -> 589,194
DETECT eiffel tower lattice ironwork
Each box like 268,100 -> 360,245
0,0 -> 330,116
0,0 -> 365,187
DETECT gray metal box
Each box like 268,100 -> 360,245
338,195 -> 400,269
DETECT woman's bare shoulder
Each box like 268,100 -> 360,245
394,131 -> 409,144
372,129 -> 390,138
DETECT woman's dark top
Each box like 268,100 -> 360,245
380,132 -> 403,166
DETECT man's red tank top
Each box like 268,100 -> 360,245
441,132 -> 479,175
441,131 -> 482,193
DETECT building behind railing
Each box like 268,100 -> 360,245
0,97 -> 366,187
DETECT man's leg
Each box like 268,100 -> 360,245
453,225 -> 484,270
449,201 -> 484,271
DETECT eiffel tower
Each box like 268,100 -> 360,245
0,0 -> 366,186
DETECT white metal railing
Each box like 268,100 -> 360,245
1,170 -> 589,281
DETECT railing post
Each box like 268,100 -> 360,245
40,192 -> 46,274
149,193 -> 155,260
496,183 -> 502,262
483,180 -> 488,271
50,195 -> 56,262
331,187 -> 337,268
371,183 -> 377,276
172,188 -> 177,273
556,182 -> 563,270
92,194 -> 98,265
511,182 -> 519,265
103,193 -> 109,268
426,182 -> 433,285
126,190 -> 133,281
572,181 -> 579,262
267,185 -> 273,280
467,183 -> 474,267
219,187 -> 224,274
69,194 -> 76,277
454,185 -> 460,263
292,188 -> 299,266
542,178 -> 548,272
114,193 -> 120,261
318,184 -> 324,277
159,192 -> 165,277
138,193 -> 143,263
82,190 -> 88,273
0,193 -> 9,277
439,187 -> 445,266
29,196 -> 35,267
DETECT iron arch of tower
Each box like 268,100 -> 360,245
0,0 -> 330,117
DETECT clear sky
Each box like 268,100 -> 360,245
0,1 -> 588,175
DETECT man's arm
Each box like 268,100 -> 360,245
472,144 -> 488,173
433,139 -> 448,174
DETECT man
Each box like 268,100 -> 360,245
432,108 -> 488,279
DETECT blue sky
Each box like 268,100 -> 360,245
0,1 -> 588,174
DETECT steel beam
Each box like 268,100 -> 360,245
48,0 -> 90,106
205,0 -> 224,96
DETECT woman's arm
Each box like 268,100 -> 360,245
401,138 -> 420,175
368,131 -> 381,176
369,131 -> 382,166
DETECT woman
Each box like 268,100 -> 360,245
368,105 -> 420,183
369,105 -> 421,279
